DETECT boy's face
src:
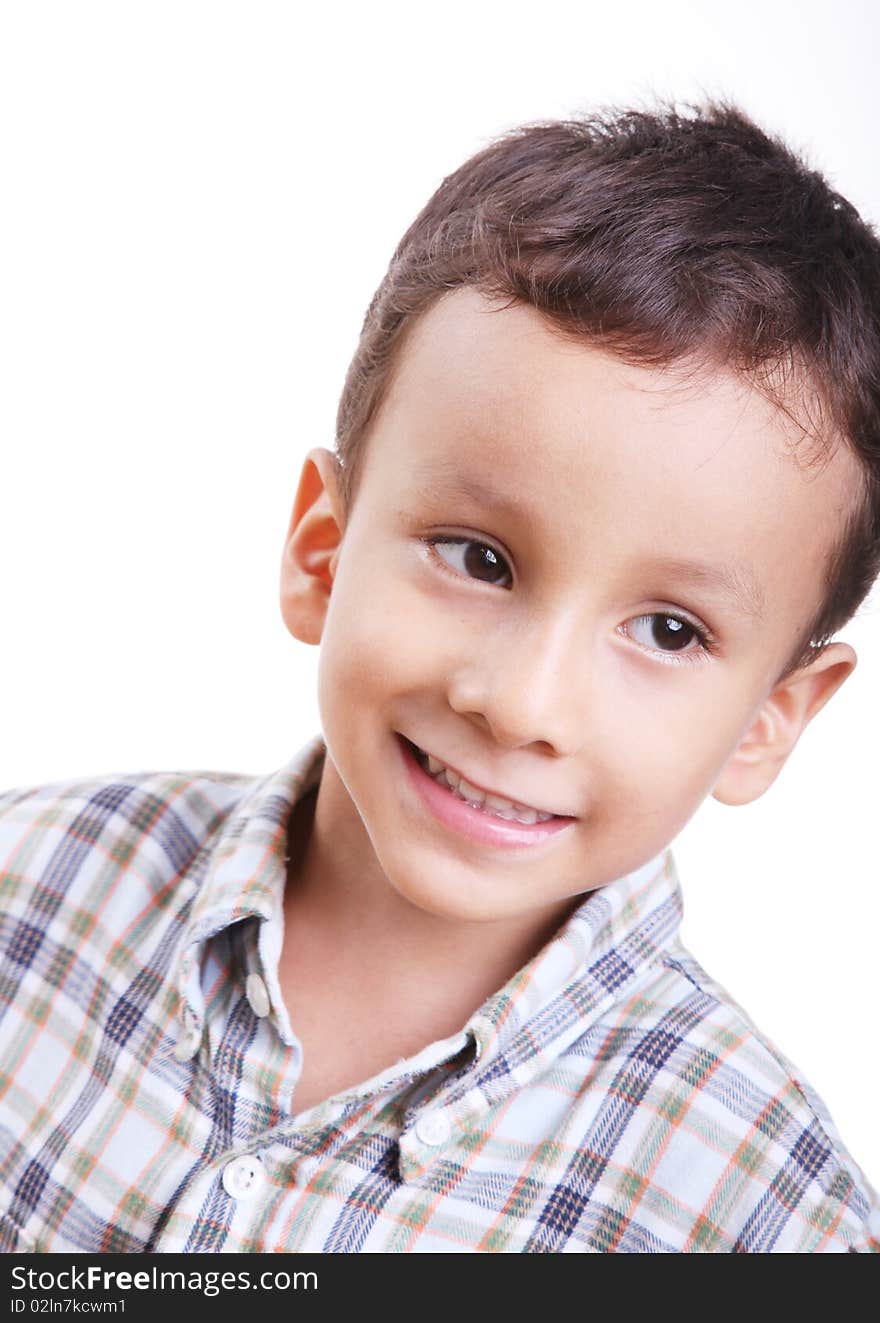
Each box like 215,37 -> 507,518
281,287 -> 858,928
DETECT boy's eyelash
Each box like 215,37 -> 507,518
421,534 -> 719,666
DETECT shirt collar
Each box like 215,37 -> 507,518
456,844 -> 681,1079
172,734 -> 325,1029
400,846 -> 682,1181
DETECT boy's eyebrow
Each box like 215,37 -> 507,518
409,466 -> 766,621
637,556 -> 765,621
410,466 -> 533,521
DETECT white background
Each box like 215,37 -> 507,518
2,2 -> 878,1191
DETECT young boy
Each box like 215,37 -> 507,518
1,100 -> 879,1255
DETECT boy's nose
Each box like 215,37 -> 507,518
445,614 -> 586,756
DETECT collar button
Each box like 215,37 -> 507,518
245,972 -> 271,1018
174,1028 -> 201,1061
414,1110 -> 451,1147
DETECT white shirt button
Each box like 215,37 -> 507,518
414,1110 -> 451,1147
245,972 -> 271,1018
222,1155 -> 266,1200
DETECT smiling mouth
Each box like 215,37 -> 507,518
401,737 -> 563,824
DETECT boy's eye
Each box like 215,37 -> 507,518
425,535 -> 513,587
621,613 -> 709,661
423,535 -> 714,663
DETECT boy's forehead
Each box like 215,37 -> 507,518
385,288 -> 860,497
391,287 -> 833,441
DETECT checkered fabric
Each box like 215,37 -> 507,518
1,735 -> 877,1253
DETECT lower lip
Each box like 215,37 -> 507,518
397,734 -> 576,850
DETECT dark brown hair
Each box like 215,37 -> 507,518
334,99 -> 880,680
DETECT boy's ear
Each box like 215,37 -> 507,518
279,447 -> 346,646
711,642 -> 857,806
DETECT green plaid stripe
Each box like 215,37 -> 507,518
0,737 -> 877,1253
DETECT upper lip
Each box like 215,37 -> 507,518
405,736 -> 573,818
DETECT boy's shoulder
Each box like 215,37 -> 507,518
0,741 -> 326,1001
585,933 -> 880,1252
0,737 -> 326,912
0,766 -> 252,907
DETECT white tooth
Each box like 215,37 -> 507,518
484,792 -> 517,813
427,759 -> 554,822
457,778 -> 485,805
513,807 -> 539,825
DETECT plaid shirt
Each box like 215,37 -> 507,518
1,735 -> 877,1254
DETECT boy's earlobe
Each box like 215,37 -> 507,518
711,642 -> 857,806
279,447 -> 346,646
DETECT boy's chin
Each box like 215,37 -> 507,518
382,855 -> 580,930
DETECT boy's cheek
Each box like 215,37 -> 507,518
323,565 -> 445,686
